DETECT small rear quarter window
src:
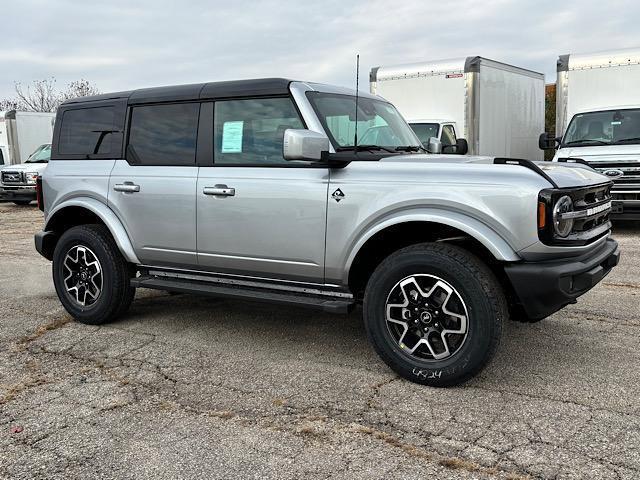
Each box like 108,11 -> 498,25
59,106 -> 115,155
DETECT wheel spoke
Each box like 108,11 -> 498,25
385,274 -> 469,362
61,245 -> 103,307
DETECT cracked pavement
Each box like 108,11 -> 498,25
0,203 -> 639,479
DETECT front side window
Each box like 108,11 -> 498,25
213,97 -> 304,165
128,103 -> 199,166
410,123 -> 440,144
562,108 -> 640,146
59,107 -> 114,155
307,92 -> 420,149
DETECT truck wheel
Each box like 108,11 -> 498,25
363,243 -> 506,387
52,224 -> 136,325
13,200 -> 31,205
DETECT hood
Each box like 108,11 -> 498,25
380,154 -> 610,189
555,144 -> 640,162
0,162 -> 48,172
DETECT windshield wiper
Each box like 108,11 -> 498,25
614,137 -> 640,144
563,139 -> 610,146
395,145 -> 426,152
335,144 -> 396,153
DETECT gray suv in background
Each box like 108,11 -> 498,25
35,79 -> 619,386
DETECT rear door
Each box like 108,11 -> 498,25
108,102 -> 200,267
196,96 -> 329,283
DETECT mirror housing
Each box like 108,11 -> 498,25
283,129 -> 330,161
426,137 -> 442,154
539,132 -> 560,150
443,138 -> 470,155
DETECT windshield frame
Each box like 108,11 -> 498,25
561,108 -> 640,147
305,91 -> 421,151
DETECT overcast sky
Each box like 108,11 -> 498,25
1,0 -> 639,98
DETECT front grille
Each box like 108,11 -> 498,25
539,182 -> 613,246
1,171 -> 23,184
564,183 -> 612,242
592,163 -> 640,193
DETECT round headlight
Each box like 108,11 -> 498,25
553,195 -> 574,237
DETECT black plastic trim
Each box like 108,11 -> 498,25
131,275 -> 355,314
505,238 -> 619,320
493,158 -> 559,188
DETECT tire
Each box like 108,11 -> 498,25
52,224 -> 136,325
13,200 -> 31,205
363,243 -> 506,387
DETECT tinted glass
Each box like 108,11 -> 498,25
128,103 -> 199,166
59,107 -> 114,155
410,123 -> 440,144
307,92 -> 419,149
213,98 -> 304,165
441,125 -> 456,146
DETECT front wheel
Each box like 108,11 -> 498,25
364,243 -> 506,387
52,224 -> 135,325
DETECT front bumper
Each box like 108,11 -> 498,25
504,238 -> 620,320
611,198 -> 640,220
0,186 -> 37,202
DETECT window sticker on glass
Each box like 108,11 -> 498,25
221,121 -> 244,153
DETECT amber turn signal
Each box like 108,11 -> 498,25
538,201 -> 546,229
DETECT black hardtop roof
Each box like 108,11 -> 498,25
61,78 -> 295,106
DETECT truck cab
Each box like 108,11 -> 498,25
407,119 -> 468,154
541,105 -> 640,219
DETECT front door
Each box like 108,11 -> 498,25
109,102 -> 200,267
196,96 -> 328,283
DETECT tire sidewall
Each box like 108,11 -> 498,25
52,228 -> 118,320
365,248 -> 498,386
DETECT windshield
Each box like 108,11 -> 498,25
562,109 -> 640,146
26,144 -> 51,163
306,92 -> 420,149
409,123 -> 440,144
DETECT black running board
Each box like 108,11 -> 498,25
131,275 -> 355,314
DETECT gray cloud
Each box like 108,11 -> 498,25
2,0 -> 639,98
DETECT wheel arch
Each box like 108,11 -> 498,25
345,213 -> 520,299
43,198 -> 140,264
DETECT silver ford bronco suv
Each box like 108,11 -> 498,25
35,79 -> 619,386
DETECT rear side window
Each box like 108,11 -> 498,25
127,103 -> 199,166
59,107 -> 115,155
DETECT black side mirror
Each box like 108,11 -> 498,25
455,138 -> 468,155
539,132 -> 560,150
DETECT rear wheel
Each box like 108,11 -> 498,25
52,224 -> 135,325
364,243 -> 506,387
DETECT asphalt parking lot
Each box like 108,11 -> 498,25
0,202 -> 639,480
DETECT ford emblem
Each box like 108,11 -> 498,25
602,169 -> 624,179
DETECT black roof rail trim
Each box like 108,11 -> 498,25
494,158 -> 559,188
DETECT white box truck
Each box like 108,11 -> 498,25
370,56 -> 545,160
0,110 -> 55,165
539,47 -> 640,219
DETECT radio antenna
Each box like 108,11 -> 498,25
354,54 -> 360,148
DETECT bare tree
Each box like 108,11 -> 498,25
0,78 -> 100,113
0,99 -> 19,111
60,79 -> 101,103
14,78 -> 59,112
